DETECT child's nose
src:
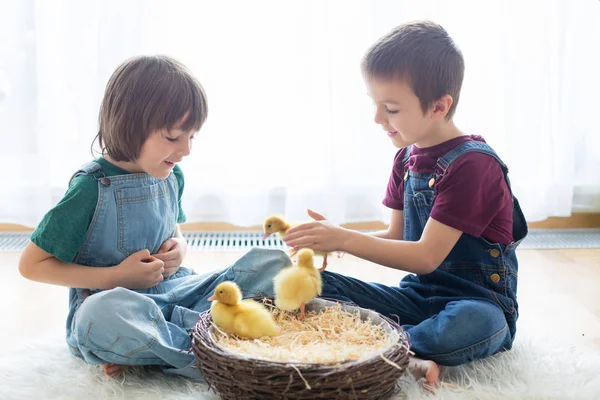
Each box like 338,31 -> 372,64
373,107 -> 386,125
178,137 -> 192,156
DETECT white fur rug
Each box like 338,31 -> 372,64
1,332 -> 599,400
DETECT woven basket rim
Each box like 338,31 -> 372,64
191,296 -> 411,399
193,296 -> 410,367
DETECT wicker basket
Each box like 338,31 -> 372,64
191,297 -> 411,399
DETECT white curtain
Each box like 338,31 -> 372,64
1,0 -> 599,228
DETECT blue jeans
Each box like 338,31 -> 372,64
363,140 -> 526,366
70,249 -> 511,374
68,248 -> 290,378
320,271 -> 513,366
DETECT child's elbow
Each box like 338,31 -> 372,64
418,246 -> 444,274
19,248 -> 42,281
19,255 -> 37,280
419,259 -> 439,275
417,242 -> 450,274
18,242 -> 50,281
19,259 -> 32,280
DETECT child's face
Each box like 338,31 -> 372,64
366,77 -> 435,148
135,116 -> 196,179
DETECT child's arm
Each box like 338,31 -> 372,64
285,215 -> 460,275
340,217 -> 460,274
369,210 -> 404,240
307,209 -> 404,240
19,241 -> 165,289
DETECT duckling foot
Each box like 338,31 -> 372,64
299,303 -> 306,320
288,248 -> 298,261
318,255 -> 328,272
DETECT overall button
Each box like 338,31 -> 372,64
100,177 -> 111,187
490,249 -> 500,258
490,273 -> 501,283
404,171 -> 409,181
428,177 -> 435,187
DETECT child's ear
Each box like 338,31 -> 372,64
431,95 -> 453,120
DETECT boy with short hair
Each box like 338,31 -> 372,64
284,21 -> 528,386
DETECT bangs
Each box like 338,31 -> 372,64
147,62 -> 208,134
98,55 -> 208,161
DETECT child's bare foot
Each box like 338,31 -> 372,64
408,356 -> 440,389
102,363 -> 123,376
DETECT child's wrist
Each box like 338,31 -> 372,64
338,228 -> 354,252
105,265 -> 122,289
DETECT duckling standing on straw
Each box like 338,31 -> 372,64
273,248 -> 322,320
208,281 -> 280,339
263,215 -> 330,271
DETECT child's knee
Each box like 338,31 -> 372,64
409,300 -> 511,365
230,248 -> 291,298
425,322 -> 510,366
240,248 -> 291,267
230,248 -> 290,277
74,287 -> 155,339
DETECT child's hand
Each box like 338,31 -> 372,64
113,249 -> 165,289
152,237 -> 187,278
284,209 -> 349,253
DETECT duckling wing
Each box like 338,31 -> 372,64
274,267 -> 320,310
232,317 -> 252,338
234,300 -> 280,338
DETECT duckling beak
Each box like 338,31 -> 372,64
262,232 -> 271,240
207,294 -> 216,302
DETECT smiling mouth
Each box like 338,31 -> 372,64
387,131 -> 398,138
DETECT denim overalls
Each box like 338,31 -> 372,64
65,161 -> 291,378
320,141 -> 528,366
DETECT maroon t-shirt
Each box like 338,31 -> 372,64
383,135 -> 514,245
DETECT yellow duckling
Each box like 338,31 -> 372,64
273,248 -> 322,320
263,214 -> 330,272
207,281 -> 280,339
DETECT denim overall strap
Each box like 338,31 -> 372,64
402,145 -> 412,165
68,161 -> 103,186
435,142 -> 522,228
436,141 -> 508,174
435,141 -> 527,246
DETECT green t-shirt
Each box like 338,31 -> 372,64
31,158 -> 186,263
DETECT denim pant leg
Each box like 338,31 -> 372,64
69,249 -> 291,379
71,287 -> 200,377
320,271 -> 429,326
406,299 -> 512,366
143,247 -> 292,315
224,248 -> 292,299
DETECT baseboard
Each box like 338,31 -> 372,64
2,213 -> 599,232
179,221 -> 389,232
0,224 -> 32,232
526,213 -> 600,229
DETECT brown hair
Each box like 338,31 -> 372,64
362,20 -> 464,119
94,55 -> 208,161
